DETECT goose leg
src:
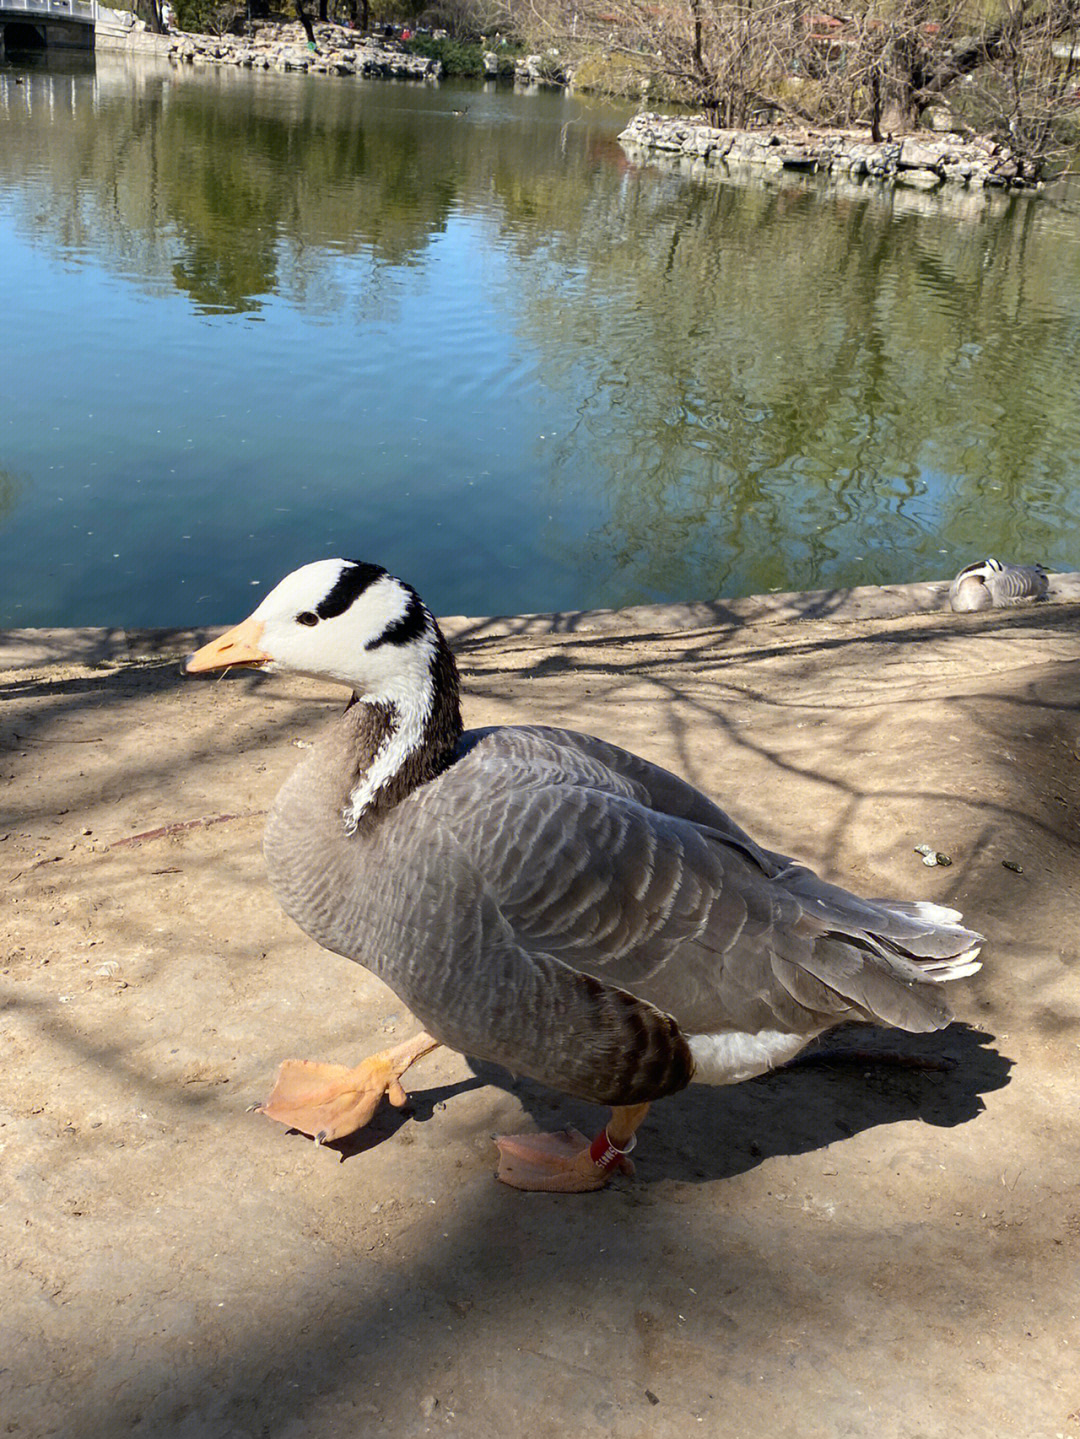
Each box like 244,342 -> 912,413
255,1031 -> 440,1145
494,1103 -> 651,1193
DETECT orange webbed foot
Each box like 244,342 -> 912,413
494,1127 -> 636,1193
256,1056 -> 408,1144
254,1031 -> 439,1145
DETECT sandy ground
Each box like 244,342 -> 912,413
4,580 -> 1080,1439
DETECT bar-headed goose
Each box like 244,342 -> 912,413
950,558 -> 1049,612
186,559 -> 982,1192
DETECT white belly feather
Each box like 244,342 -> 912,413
688,1029 -> 821,1085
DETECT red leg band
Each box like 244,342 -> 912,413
589,1127 -> 637,1171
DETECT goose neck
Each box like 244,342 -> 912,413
341,631 -> 462,831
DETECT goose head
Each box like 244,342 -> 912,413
186,559 -> 462,827
186,558 -> 438,688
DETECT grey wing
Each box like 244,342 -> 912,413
455,724 -> 792,870
375,803 -> 696,1107
429,730 -> 980,1034
383,727 -> 981,1107
989,563 -> 1049,603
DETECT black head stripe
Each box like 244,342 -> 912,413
367,586 -> 429,650
316,560 -> 386,620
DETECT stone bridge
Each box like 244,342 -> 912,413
0,0 -> 95,55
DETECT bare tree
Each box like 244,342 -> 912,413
501,0 -> 1080,166
205,0 -> 242,34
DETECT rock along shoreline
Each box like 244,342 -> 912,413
619,111 -> 1042,192
166,22 -> 442,79
97,16 -> 567,84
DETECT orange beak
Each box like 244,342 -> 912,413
185,616 -> 271,673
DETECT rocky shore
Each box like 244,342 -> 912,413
164,24 -> 576,84
620,111 -> 1042,190
167,21 -> 442,78
96,12 -> 573,85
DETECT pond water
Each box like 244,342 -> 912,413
2,54 -> 1080,628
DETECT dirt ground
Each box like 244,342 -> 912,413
4,578 -> 1080,1439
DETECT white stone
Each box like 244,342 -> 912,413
896,167 -> 943,189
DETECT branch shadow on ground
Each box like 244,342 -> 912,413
1,600 -> 1070,1439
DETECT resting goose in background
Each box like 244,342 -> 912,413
950,557 -> 1049,612
186,559 -> 983,1193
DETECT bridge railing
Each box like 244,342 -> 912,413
1,0 -> 96,19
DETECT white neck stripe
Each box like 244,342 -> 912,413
342,650 -> 437,831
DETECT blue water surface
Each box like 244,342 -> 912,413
3,59 -> 1080,627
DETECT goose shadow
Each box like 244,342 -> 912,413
461,1020 -> 1011,1184
298,1075 -> 490,1160
283,1023 -> 1010,1180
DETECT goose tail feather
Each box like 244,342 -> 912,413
773,872 -> 984,1031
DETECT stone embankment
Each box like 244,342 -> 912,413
619,111 -> 1042,190
94,5 -> 172,54
512,52 -> 570,86
168,22 -> 441,78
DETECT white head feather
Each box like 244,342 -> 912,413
251,559 -> 440,830
251,560 -> 437,698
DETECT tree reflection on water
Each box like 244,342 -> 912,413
2,59 -> 1079,623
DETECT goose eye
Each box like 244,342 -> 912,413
296,611 -> 319,627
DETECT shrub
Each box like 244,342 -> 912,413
403,34 -> 485,74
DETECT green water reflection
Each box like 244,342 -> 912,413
1,57 -> 1078,626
